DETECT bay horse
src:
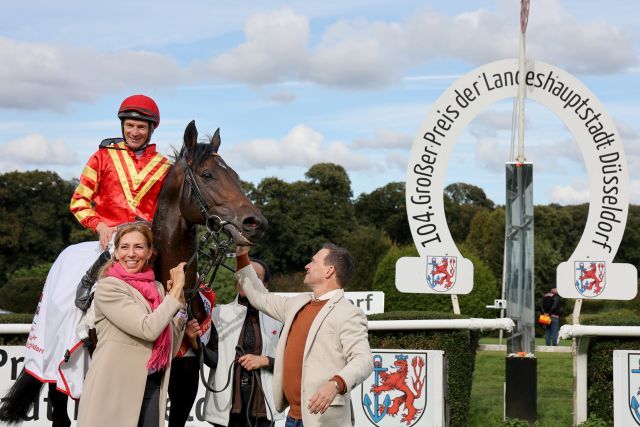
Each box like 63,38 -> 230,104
0,120 -> 267,424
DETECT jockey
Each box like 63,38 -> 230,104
73,94 -> 171,310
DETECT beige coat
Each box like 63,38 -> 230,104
77,276 -> 185,427
236,265 -> 373,427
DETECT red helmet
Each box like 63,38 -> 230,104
117,94 -> 160,128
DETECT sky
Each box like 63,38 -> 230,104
1,0 -> 639,206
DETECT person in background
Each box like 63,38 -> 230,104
541,288 -> 561,346
203,259 -> 284,427
235,243 -> 373,427
76,223 -> 187,427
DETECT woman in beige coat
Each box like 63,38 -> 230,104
77,223 -> 187,427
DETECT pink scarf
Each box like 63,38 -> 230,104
106,262 -> 171,372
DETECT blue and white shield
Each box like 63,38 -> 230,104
629,353 -> 640,424
426,256 -> 457,292
574,260 -> 606,298
360,350 -> 428,426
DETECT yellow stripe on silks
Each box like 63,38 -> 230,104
74,208 -> 95,222
133,161 -> 170,206
74,183 -> 95,200
70,198 -> 92,210
121,152 -> 165,190
82,165 -> 98,183
107,149 -> 136,212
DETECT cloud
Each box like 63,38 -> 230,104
193,1 -> 636,89
469,110 -> 516,138
385,151 -> 409,170
0,134 -> 77,170
475,137 -> 510,170
405,0 -> 637,75
1,1 -> 636,111
0,37 -> 183,111
227,124 -> 373,171
266,91 -> 298,104
352,128 -> 413,149
195,8 -> 310,85
549,179 -> 590,204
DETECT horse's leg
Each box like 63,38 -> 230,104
47,384 -> 70,427
0,369 -> 43,423
167,356 -> 200,427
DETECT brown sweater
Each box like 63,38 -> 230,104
236,253 -> 346,420
283,299 -> 328,419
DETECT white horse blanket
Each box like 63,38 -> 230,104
23,241 -> 101,399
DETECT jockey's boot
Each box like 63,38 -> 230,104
75,249 -> 111,311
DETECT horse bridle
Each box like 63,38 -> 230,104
180,156 -> 238,306
181,157 -> 275,427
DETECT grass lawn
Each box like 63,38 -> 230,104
468,350 -> 574,426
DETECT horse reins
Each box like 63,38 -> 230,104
180,156 -> 274,427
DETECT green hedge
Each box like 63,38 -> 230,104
578,312 -> 640,424
368,310 -> 479,427
0,313 -> 33,345
374,244 -> 500,318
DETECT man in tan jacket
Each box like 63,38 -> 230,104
236,243 -> 373,427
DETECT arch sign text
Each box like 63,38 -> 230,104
397,59 -> 637,300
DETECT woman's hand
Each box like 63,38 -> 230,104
168,262 -> 187,303
185,319 -> 201,349
238,354 -> 269,371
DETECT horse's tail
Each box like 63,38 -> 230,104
0,369 -> 44,423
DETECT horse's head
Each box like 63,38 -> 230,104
178,120 -> 267,245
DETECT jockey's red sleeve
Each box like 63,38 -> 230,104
236,253 -> 250,270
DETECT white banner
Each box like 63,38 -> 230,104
274,291 -> 385,315
353,349 -> 445,426
613,350 -> 640,426
1,346 -> 445,426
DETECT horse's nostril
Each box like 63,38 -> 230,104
242,216 -> 259,229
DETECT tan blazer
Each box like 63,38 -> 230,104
77,276 -> 185,427
236,265 -> 373,427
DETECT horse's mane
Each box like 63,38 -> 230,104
171,135 -> 217,164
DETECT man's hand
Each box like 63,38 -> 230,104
307,382 -> 339,415
238,354 -> 268,371
236,245 -> 249,257
96,222 -> 116,250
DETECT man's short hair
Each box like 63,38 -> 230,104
321,243 -> 355,287
250,258 -> 271,285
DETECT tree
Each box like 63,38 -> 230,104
0,263 -> 51,313
354,182 -> 411,245
0,171 -> 86,284
444,182 -> 495,243
337,225 -> 392,291
250,164 -> 357,275
464,208 -> 505,284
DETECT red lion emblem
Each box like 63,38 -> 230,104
430,258 -> 455,289
371,355 -> 425,424
579,262 -> 604,294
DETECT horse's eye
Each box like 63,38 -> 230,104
201,170 -> 214,180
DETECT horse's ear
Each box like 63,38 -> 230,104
183,120 -> 198,156
211,128 -> 221,153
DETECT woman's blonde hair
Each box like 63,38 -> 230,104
98,222 -> 155,278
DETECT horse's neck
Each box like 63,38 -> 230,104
152,170 -> 198,288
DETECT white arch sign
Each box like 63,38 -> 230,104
397,59 -> 637,300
